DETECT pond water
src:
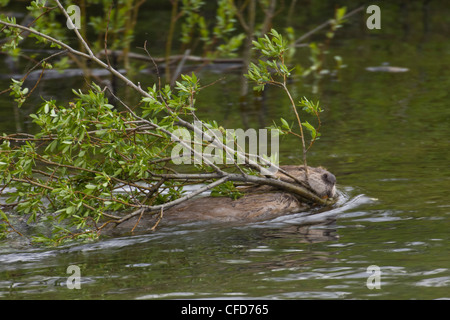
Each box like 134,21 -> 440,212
0,2 -> 449,300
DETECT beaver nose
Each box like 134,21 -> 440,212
322,172 -> 336,185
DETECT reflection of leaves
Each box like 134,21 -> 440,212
211,181 -> 243,200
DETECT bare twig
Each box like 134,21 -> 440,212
2,219 -> 24,238
131,208 -> 145,232
141,40 -> 162,91
170,49 -> 191,87
150,207 -> 164,231
281,82 -> 308,177
0,19 -> 91,59
104,5 -> 113,70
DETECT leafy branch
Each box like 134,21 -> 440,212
0,3 -> 333,244
244,29 -> 323,177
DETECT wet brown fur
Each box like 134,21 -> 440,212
107,166 -> 336,233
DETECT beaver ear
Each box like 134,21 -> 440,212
322,173 -> 336,184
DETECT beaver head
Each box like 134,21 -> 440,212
276,165 -> 337,199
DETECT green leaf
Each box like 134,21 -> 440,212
0,209 -> 9,222
302,121 -> 317,140
175,81 -> 188,92
66,206 -> 75,215
280,118 -> 290,130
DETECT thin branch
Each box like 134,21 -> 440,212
131,208 -> 145,232
0,19 -> 91,59
293,5 -> 364,46
3,219 -> 24,237
54,0 -> 95,58
141,40 -> 162,91
104,5 -> 113,70
281,82 -> 308,177
153,171 -> 327,205
170,49 -> 191,87
150,207 -> 164,231
25,49 -> 68,74
101,49 -> 243,64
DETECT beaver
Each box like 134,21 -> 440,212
108,166 -> 337,233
